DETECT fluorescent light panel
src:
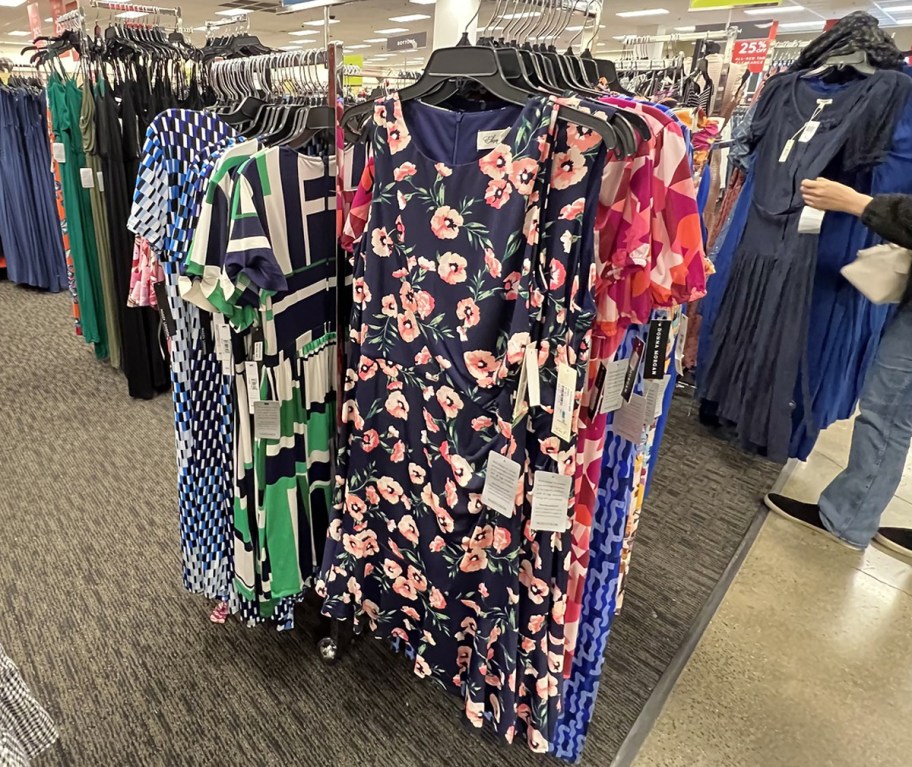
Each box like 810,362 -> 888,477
778,19 -> 823,28
0,0 -> 26,7
409,0 -> 436,4
744,4 -> 805,13
303,18 -> 340,25
882,3 -> 912,11
364,37 -> 385,42
116,11 -> 146,18
282,0 -> 344,8
389,13 -> 430,22
616,8 -> 669,17
347,43 -> 370,49
214,8 -> 252,14
374,26 -> 408,33
891,16 -> 912,22
674,25 -> 696,31
6,29 -> 30,35
289,29 -> 319,35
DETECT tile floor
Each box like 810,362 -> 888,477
633,418 -> 912,767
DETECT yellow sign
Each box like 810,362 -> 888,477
344,54 -> 363,87
690,0 -> 780,8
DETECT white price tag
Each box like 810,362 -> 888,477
96,170 -> 104,192
643,375 -> 672,422
551,363 -> 577,441
611,393 -> 648,444
778,139 -> 795,163
798,206 -> 825,234
253,341 -> 264,362
482,451 -> 522,517
599,358 -> 630,415
530,470 -> 572,532
52,142 -> 66,163
80,167 -> 95,188
245,361 -> 260,415
254,400 -> 281,440
798,120 -> 820,143
526,344 -> 541,408
675,315 -> 689,376
213,318 -> 232,360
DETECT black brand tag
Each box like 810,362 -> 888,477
643,320 -> 672,380
589,362 -> 607,420
622,338 -> 644,402
153,281 -> 176,338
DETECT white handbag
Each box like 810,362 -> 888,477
840,243 -> 912,304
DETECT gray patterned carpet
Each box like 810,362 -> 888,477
0,281 -> 781,766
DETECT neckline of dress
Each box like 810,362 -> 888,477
388,92 -> 547,170
788,70 -> 882,126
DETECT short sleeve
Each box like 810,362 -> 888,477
127,131 -> 169,250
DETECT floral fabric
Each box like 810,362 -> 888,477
127,235 -> 165,309
319,93 -> 607,752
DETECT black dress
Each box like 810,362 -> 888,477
700,69 -> 912,461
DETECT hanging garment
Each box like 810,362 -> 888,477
699,70 -> 912,461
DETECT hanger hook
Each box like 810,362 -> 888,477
569,0 -> 596,50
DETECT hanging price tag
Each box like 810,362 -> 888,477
80,167 -> 95,188
798,120 -> 820,143
245,361 -> 260,415
52,142 -> 66,163
530,471 -> 572,532
551,363 -> 577,441
798,206 -> 825,234
254,400 -> 281,440
525,344 -> 541,408
213,318 -> 232,361
599,358 -> 630,415
611,393 -> 648,444
779,139 -> 795,163
513,356 -> 530,422
644,319 -> 672,380
482,451 -> 522,517
96,170 -> 105,192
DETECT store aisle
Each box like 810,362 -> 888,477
633,419 -> 912,767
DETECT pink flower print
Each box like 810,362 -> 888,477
381,294 -> 398,318
537,339 -> 550,368
373,102 -> 387,127
429,586 -> 447,609
509,157 -> 539,195
371,227 -> 392,257
403,606 -> 420,621
445,478 -> 458,509
535,674 -> 559,701
392,97 -> 403,122
429,536 -> 445,553
449,453 -> 473,487
399,281 -> 417,312
560,197 -> 586,220
397,310 -> 420,343
385,390 -> 409,419
464,349 -> 498,388
362,599 -> 380,621
456,298 -> 480,331
437,252 -> 468,284
391,267 -> 408,279
539,435 -> 560,457
393,161 -> 417,182
430,206 -> 463,239
567,121 -> 601,152
466,699 -> 485,727
408,565 -> 428,592
360,429 -> 380,453
537,132 -> 549,161
479,143 -> 514,179
377,476 -> 404,504
414,346 -> 432,366
386,120 -> 411,154
345,494 -> 367,520
343,530 -> 380,558
460,548 -> 488,572
436,386 -> 463,419
493,527 -> 511,552
408,463 -> 427,485
552,594 -> 567,625
378,359 -> 401,378
549,260 -> 567,290
423,408 -> 440,433
390,440 -> 406,463
415,290 -> 436,320
397,514 -> 420,544
344,400 -> 364,430
528,614 -> 545,634
393,576 -> 419,600
365,485 -> 380,505
506,331 -> 530,364
484,248 -> 502,278
417,255 -> 435,271
468,525 -> 494,549
553,146 -> 587,190
524,205 -> 540,245
560,229 -> 574,254
391,627 -> 409,642
531,288 -> 544,309
347,576 -> 362,603
503,271 -> 521,301
383,558 -> 403,579
484,178 -> 513,209
435,162 -> 453,177
395,215 -> 406,242
435,354 -> 452,371
353,276 -> 372,305
467,493 -> 484,514
357,356 -> 377,381
397,190 -> 408,210
521,636 -> 536,654
457,646 -> 472,670
414,655 -> 432,678
471,415 -> 493,431
526,575 -> 548,604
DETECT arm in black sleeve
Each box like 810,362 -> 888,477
861,194 -> 912,250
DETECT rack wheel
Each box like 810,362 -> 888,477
318,636 -> 339,665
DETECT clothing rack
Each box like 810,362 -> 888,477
87,0 -> 182,20
208,48 -> 333,99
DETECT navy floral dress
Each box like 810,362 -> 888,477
319,93 -> 606,750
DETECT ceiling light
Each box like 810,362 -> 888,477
281,0 -> 344,8
290,29 -> 319,35
115,11 -> 146,18
364,37 -> 385,42
347,43 -> 370,49
778,19 -> 824,28
374,26 -> 408,34
674,25 -> 696,31
6,29 -> 30,35
744,4 -> 804,13
565,25 -> 584,31
303,18 -> 340,25
890,16 -> 912,22
409,0 -> 436,4
616,8 -> 669,17
0,0 -> 26,7
882,3 -> 912,11
214,8 -> 252,15
389,13 -> 430,22
371,54 -> 395,58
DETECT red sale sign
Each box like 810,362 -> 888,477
732,38 -> 770,69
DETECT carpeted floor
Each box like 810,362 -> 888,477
0,282 -> 781,767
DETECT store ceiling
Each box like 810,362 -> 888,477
0,0 -> 910,64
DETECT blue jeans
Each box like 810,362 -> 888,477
819,301 -> 912,547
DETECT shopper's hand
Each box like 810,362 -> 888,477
801,177 -> 873,217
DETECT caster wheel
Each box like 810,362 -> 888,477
318,636 -> 339,665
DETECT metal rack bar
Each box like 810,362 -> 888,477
88,0 -> 182,18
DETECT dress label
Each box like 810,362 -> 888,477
778,139 -> 794,163
798,206 -> 825,234
611,393 -> 648,444
79,167 -> 94,188
253,341 -> 264,362
152,281 -> 176,338
798,120 -> 820,143
599,358 -> 630,414
526,344 -> 541,408
530,470 -> 572,532
644,319 -> 671,379
52,142 -> 65,163
622,337 -> 645,401
513,351 -> 530,421
96,170 -> 104,192
551,363 -> 577,441
254,400 -> 281,440
213,317 -> 232,361
482,451 -> 522,517
245,361 -> 260,415
477,128 -> 510,151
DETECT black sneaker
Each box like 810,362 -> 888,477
763,493 -> 865,551
873,528 -> 912,559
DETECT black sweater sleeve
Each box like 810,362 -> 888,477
861,194 -> 912,250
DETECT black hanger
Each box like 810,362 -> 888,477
803,48 -> 876,78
